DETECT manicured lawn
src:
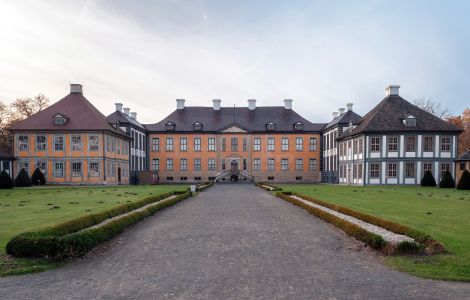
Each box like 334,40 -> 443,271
0,184 -> 187,276
277,184 -> 470,281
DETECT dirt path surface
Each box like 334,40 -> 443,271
1,184 -> 469,299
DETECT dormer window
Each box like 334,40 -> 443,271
193,122 -> 203,131
293,122 -> 304,131
165,121 -> 176,131
266,122 -> 276,131
403,115 -> 416,127
52,113 -> 68,126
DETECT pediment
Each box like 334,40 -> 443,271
222,125 -> 247,133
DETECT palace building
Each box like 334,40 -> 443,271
145,99 -> 323,183
9,84 -> 131,185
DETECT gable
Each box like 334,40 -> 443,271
222,126 -> 247,133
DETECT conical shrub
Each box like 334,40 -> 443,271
439,171 -> 455,188
14,168 -> 32,187
0,170 -> 13,189
31,168 -> 46,185
421,170 -> 436,187
457,169 -> 470,190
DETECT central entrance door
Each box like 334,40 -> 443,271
230,160 -> 239,182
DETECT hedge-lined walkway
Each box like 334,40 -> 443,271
1,184 -> 470,299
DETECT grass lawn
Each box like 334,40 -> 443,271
277,184 -> 470,281
0,184 -> 188,276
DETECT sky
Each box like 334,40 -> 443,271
0,0 -> 469,125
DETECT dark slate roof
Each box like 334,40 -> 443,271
106,110 -> 145,130
10,92 -> 130,139
324,110 -> 362,130
456,150 -> 470,161
145,106 -> 325,133
339,95 -> 463,139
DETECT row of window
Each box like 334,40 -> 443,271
339,162 -> 452,180
151,137 -> 318,152
18,135 -> 129,154
338,138 -> 364,156
369,136 -> 450,153
17,160 -> 128,178
152,158 -> 318,171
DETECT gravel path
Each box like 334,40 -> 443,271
291,195 -> 415,244
0,184 -> 469,299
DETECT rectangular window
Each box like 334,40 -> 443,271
166,159 -> 173,170
405,162 -> 415,178
406,136 -> 416,152
243,138 -> 247,151
358,164 -> 363,179
222,158 -> 226,170
371,137 -> 380,152
36,136 -> 47,151
180,158 -> 187,171
180,138 -> 187,151
424,136 -> 433,152
267,137 -> 275,151
152,138 -> 160,151
309,137 -> 317,151
441,163 -> 450,176
267,158 -> 275,170
208,138 -> 216,151
353,140 -> 358,154
388,163 -> 397,178
194,158 -> 201,171
358,139 -> 363,154
460,162 -> 466,171
116,140 -> 121,155
370,163 -> 380,178
18,161 -> 29,172
253,159 -> 261,170
296,159 -> 303,170
281,159 -> 288,170
231,138 -> 238,152
194,138 -> 201,151
423,163 -> 433,173
36,160 -> 47,175
89,135 -> 99,151
54,161 -> 64,177
19,135 -> 28,151
54,136 -> 64,151
441,137 -> 451,152
166,138 -> 173,151
281,138 -> 289,151
309,159 -> 317,171
89,161 -> 99,176
72,135 -> 82,151
254,138 -> 261,151
208,158 -> 216,170
152,159 -> 159,171
72,162 -> 82,177
221,138 -> 226,152
388,136 -> 398,151
296,137 -> 303,151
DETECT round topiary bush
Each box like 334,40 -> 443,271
439,171 -> 455,189
421,170 -> 436,187
457,169 -> 470,190
31,168 -> 46,185
0,170 -> 14,189
14,168 -> 32,187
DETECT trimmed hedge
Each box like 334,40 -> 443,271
31,168 -> 46,185
6,190 -> 191,258
276,192 -> 386,250
14,168 -> 32,187
0,170 -> 13,189
457,169 -> 470,190
196,181 -> 214,192
439,171 -> 455,188
256,182 -> 282,191
421,170 -> 436,187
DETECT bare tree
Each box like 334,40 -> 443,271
10,94 -> 50,119
413,98 -> 450,119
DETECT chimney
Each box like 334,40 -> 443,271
338,108 -> 345,115
176,99 -> 185,110
283,99 -> 293,110
115,103 -> 123,112
123,107 -> 130,116
248,99 -> 256,111
332,112 -> 339,120
385,85 -> 400,96
70,83 -> 82,94
346,103 -> 354,112
130,112 -> 137,120
212,99 -> 221,111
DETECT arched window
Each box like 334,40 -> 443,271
293,122 -> 304,131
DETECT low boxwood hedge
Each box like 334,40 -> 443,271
256,182 -> 282,191
6,190 -> 191,258
196,181 -> 214,192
